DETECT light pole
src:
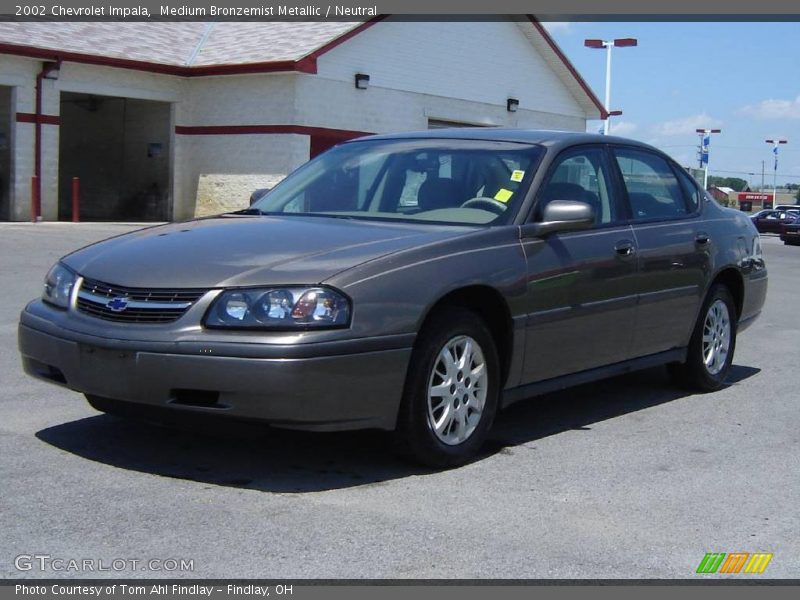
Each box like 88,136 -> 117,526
584,37 -> 637,135
696,128 -> 721,190
765,139 -> 787,209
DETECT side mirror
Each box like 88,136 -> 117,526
522,200 -> 595,237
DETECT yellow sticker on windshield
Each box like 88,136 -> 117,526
510,170 -> 525,183
494,188 -> 514,203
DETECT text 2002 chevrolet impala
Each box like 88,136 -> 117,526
19,130 -> 767,467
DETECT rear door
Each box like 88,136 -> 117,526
611,146 -> 710,358
519,145 -> 639,384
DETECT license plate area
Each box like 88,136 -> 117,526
78,345 -> 134,398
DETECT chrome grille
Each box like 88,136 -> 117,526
76,277 -> 207,323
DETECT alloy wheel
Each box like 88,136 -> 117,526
702,299 -> 731,376
426,335 -> 488,445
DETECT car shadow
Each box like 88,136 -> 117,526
487,364 -> 760,450
35,364 -> 760,493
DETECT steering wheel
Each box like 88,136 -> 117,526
460,197 -> 508,215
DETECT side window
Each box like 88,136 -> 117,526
537,147 -> 617,225
674,167 -> 702,213
614,148 -> 688,221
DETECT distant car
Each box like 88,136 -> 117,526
751,209 -> 800,234
780,218 -> 800,245
774,204 -> 800,212
18,130 -> 768,467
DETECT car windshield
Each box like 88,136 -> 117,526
251,138 -> 544,225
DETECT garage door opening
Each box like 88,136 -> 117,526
0,86 -> 12,221
59,93 -> 171,221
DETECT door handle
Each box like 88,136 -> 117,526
695,232 -> 710,245
614,240 -> 636,257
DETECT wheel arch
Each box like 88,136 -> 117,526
416,285 -> 514,387
710,267 -> 744,320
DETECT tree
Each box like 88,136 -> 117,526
796,187 -> 800,202
707,176 -> 749,192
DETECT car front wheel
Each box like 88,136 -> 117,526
669,284 -> 737,391
394,308 -> 500,468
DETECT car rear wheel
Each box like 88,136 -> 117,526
394,308 -> 499,468
668,284 -> 737,391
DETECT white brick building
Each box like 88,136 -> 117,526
0,18 -> 605,222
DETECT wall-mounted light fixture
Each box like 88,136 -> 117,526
506,98 -> 519,113
43,61 -> 60,80
354,73 -> 370,90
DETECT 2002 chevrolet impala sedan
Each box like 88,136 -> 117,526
19,130 -> 767,467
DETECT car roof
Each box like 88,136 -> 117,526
348,128 -> 662,153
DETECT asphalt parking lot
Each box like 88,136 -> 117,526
1,222 -> 798,579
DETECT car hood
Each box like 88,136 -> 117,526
62,215 -> 469,288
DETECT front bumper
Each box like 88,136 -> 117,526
18,306 -> 413,432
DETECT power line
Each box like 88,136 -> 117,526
708,168 -> 800,180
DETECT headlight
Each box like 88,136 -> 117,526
205,287 -> 351,329
42,263 -> 77,309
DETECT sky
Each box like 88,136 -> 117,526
543,21 -> 800,189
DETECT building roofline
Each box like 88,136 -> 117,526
525,16 -> 608,120
0,19 -> 385,78
0,14 -> 608,118
301,15 -> 388,62
0,41 -> 316,76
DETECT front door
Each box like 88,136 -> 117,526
519,145 -> 639,384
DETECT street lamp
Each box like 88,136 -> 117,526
765,139 -> 788,209
584,37 -> 637,135
696,128 -> 721,190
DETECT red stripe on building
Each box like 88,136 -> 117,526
175,124 -> 372,138
16,112 -> 61,125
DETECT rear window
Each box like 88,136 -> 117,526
614,148 -> 689,220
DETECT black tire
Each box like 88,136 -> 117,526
668,284 -> 737,391
394,308 -> 500,468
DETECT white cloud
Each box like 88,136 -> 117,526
609,121 -> 638,136
541,22 -> 571,34
652,113 -> 723,137
739,96 -> 800,120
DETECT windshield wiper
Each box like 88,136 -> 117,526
228,208 -> 271,215
292,213 -> 357,220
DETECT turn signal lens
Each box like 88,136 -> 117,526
291,289 -> 349,325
